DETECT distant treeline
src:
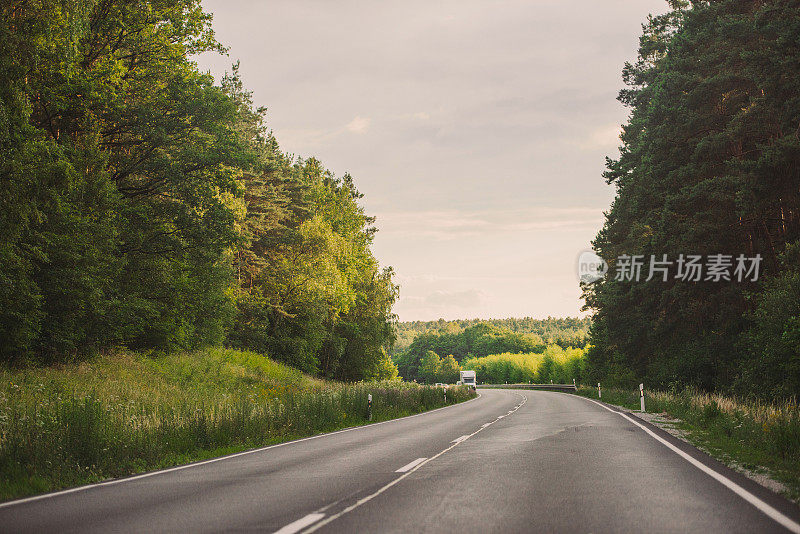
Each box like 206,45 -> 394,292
393,320 -> 589,383
463,347 -> 586,385
394,317 -> 591,354
409,345 -> 588,386
0,1 -> 396,380
584,0 -> 800,399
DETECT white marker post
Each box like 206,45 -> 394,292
598,382 -> 602,399
639,383 -> 645,412
368,393 -> 372,421
573,378 -> 576,388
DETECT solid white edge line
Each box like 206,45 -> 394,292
579,395 -> 800,534
395,458 -> 427,473
274,513 -> 326,534
301,392 -> 528,533
0,392 -> 483,509
451,435 -> 469,443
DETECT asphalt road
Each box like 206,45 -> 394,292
2,389 -> 800,533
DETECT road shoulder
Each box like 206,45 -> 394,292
567,393 -> 800,529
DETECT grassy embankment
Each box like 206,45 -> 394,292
571,386 -> 800,502
0,348 -> 475,501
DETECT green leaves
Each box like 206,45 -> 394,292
394,324 -> 548,382
1,0 -> 396,376
586,0 -> 800,398
229,150 -> 397,379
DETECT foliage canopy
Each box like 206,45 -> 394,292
584,0 -> 800,399
0,0 -> 397,381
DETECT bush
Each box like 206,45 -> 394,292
463,345 -> 586,384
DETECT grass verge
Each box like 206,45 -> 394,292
571,385 -> 800,502
0,348 -> 476,501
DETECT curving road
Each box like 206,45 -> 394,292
2,389 -> 799,533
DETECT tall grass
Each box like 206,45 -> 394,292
463,345 -> 586,384
573,385 -> 800,501
0,348 -> 475,500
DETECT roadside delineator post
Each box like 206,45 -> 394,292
598,382 -> 602,399
368,393 -> 373,421
640,383 -> 645,412
573,378 -> 576,388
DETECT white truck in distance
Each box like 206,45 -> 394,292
459,370 -> 477,390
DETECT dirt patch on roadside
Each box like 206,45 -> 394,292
634,411 -> 690,441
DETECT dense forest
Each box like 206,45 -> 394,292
394,317 -> 591,354
0,0 -> 397,380
392,320 -> 589,383
584,0 -> 800,399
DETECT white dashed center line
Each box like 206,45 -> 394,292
274,513 -> 325,534
395,458 -> 427,473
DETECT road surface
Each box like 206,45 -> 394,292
2,389 -> 799,533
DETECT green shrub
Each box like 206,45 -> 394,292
463,345 -> 586,384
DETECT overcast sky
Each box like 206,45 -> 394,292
197,0 -> 668,322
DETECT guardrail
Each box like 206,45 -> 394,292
479,383 -> 577,392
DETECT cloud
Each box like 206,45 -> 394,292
401,289 -> 485,310
196,0 -> 670,321
376,207 -> 605,241
346,116 -> 371,133
278,116 -> 373,147
581,123 -> 622,150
